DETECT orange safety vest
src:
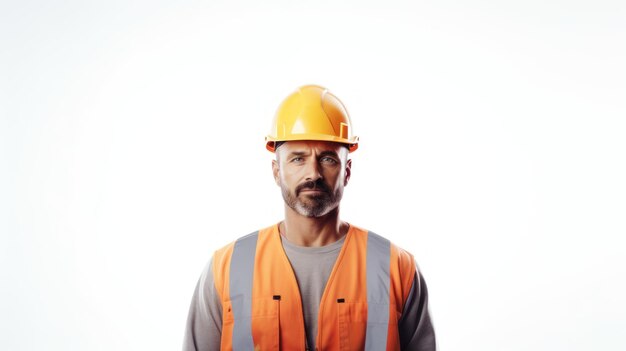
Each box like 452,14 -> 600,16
212,224 -> 416,351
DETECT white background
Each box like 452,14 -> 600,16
1,0 -> 625,350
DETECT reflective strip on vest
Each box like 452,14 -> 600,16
365,231 -> 391,351
229,231 -> 259,350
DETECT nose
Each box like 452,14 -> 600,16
304,157 -> 323,182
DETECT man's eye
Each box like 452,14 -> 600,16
321,157 -> 337,164
291,157 -> 304,162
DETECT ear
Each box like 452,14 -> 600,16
272,159 -> 280,186
344,159 -> 352,186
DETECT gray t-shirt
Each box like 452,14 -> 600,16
183,235 -> 436,350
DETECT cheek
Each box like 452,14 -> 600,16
279,171 -> 297,188
324,170 -> 343,188
282,165 -> 303,180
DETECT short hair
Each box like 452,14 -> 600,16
274,141 -> 286,150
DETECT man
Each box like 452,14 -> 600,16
183,85 -> 436,350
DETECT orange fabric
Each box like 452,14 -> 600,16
317,224 -> 368,349
387,244 -> 417,350
212,224 -> 415,351
212,242 -> 235,350
252,225 -> 307,349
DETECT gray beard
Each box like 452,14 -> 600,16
281,186 -> 343,218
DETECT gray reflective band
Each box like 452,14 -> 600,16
365,231 -> 391,351
229,231 -> 259,350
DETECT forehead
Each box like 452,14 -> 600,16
278,140 -> 346,154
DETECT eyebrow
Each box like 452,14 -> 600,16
286,150 -> 339,158
318,151 -> 340,158
287,151 -> 308,157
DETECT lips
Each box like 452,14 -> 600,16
300,189 -> 324,193
297,187 -> 328,196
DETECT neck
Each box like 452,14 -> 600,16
280,206 -> 348,247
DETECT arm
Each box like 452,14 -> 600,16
399,267 -> 437,351
183,259 -> 223,351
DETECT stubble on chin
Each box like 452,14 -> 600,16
281,186 -> 342,218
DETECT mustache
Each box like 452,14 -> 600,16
296,180 -> 331,195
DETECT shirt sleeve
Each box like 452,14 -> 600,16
398,265 -> 437,351
183,258 -> 223,351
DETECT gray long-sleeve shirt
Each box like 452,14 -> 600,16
183,235 -> 436,350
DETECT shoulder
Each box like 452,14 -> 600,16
211,224 -> 276,298
351,225 -> 416,267
351,225 -> 419,307
352,225 -> 417,292
213,224 -> 274,257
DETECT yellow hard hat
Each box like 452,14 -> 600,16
265,85 -> 359,153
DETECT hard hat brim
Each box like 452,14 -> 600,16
265,134 -> 359,153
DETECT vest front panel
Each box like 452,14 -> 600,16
212,224 -> 416,351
